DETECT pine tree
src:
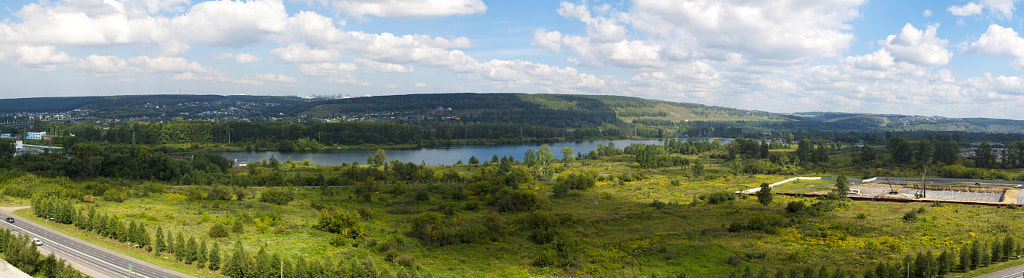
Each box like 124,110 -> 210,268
1004,235 -> 1015,261
960,246 -> 972,272
185,237 -> 197,264
154,226 -> 165,254
993,240 -> 1004,262
208,242 -> 221,271
223,242 -> 245,278
175,232 -> 186,262
197,240 -> 208,269
971,241 -> 982,269
938,250 -> 952,275
166,231 -> 175,255
139,224 -> 151,250
128,221 -> 139,244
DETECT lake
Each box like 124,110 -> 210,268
215,138 -> 731,166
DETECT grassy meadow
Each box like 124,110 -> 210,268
3,152 -> 1024,277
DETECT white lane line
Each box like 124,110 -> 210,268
5,221 -> 155,278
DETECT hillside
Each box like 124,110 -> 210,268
2,93 -> 1024,134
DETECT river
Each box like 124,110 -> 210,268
215,138 -> 731,166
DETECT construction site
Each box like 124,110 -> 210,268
747,176 -> 1024,206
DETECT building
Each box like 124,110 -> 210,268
0,133 -> 10,139
26,132 -> 46,140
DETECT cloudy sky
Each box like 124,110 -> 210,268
1,0 -> 1023,119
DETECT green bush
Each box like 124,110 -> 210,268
259,187 -> 293,205
314,209 -> 364,239
701,191 -> 736,204
208,223 -> 229,238
491,189 -> 539,213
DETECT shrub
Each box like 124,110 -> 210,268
315,209 -> 364,239
259,187 -> 293,205
902,210 -> 919,222
208,223 -> 229,238
491,189 -> 539,213
785,201 -> 806,214
701,191 -> 736,204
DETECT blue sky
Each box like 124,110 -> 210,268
2,0 -> 1024,119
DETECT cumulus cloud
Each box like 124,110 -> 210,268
949,2 -> 984,16
213,52 -> 261,63
967,24 -> 1024,58
628,0 -> 863,63
254,73 -> 298,83
170,0 -> 289,48
948,0 -> 1019,19
321,0 -> 487,18
881,23 -> 952,66
355,58 -> 412,72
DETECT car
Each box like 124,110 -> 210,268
4,217 -> 13,223
32,238 -> 42,246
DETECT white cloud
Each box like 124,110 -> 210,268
0,45 -> 72,70
323,0 -> 487,18
270,43 -> 341,63
980,0 -> 1019,19
949,2 -> 984,16
355,58 -> 412,72
881,23 -> 952,67
628,0 -> 864,63
213,52 -> 261,63
948,0 -> 1020,19
254,73 -> 298,83
1012,58 -> 1024,70
414,82 -> 427,87
170,0 -> 289,48
0,0 -> 177,52
967,24 -> 1024,58
923,9 -> 932,17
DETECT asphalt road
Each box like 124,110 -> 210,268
0,211 -> 190,278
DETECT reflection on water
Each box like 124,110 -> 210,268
216,138 -> 731,166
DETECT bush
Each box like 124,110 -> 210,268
491,189 -> 539,213
314,209 -> 364,239
902,210 -> 919,222
701,191 -> 736,204
208,223 -> 229,238
259,187 -> 293,205
786,201 -> 806,214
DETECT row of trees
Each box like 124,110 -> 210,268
0,227 -> 86,277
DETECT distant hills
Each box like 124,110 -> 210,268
2,93 -> 1023,134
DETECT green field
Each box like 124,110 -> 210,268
4,151 -> 1024,278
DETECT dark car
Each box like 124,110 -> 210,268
4,217 -> 12,223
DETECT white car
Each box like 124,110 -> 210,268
32,238 -> 42,246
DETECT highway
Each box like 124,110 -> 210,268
0,208 -> 190,278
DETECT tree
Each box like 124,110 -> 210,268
154,226 -> 164,256
560,147 -> 575,164
223,242 -> 245,278
796,139 -> 814,163
185,237 -> 198,264
975,141 -> 996,168
917,139 -> 932,165
197,240 -> 208,269
208,242 -> 221,271
166,230 -> 174,255
468,156 -> 479,164
832,173 -> 849,199
960,244 -> 972,272
691,160 -> 704,178
175,231 -> 185,262
373,149 -> 386,165
888,137 -> 913,164
755,182 -> 773,207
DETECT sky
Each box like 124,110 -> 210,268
1,0 -> 1024,120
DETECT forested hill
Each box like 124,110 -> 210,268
3,93 -> 1024,134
